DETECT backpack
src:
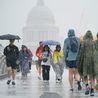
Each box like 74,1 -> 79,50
70,37 -> 78,53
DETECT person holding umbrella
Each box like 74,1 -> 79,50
4,39 -> 19,85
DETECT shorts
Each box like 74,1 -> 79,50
6,60 -> 17,69
66,60 -> 77,68
35,59 -> 42,67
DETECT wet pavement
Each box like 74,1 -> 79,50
0,65 -> 98,98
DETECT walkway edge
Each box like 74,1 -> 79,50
0,74 -> 7,79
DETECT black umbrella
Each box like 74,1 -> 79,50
0,34 -> 20,40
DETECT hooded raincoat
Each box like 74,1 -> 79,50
63,29 -> 80,61
94,33 -> 98,78
52,46 -> 65,81
77,31 -> 95,76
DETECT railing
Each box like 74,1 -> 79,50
0,55 -> 7,78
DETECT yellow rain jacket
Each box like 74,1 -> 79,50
53,50 -> 64,64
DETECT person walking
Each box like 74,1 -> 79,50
77,30 -> 95,96
28,48 -> 33,70
19,45 -> 30,79
93,33 -> 98,90
53,45 -> 65,83
41,45 -> 52,82
63,29 -> 81,91
4,39 -> 19,85
35,41 -> 44,80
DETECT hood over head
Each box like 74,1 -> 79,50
68,29 -> 75,38
84,30 -> 93,40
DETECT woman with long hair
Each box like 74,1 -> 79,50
41,45 -> 52,82
77,31 -> 95,96
19,45 -> 30,79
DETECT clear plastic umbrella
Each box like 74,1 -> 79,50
42,40 -> 60,45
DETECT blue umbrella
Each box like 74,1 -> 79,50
0,34 -> 20,40
42,40 -> 60,45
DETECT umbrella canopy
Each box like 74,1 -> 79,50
0,34 -> 20,40
42,40 -> 60,45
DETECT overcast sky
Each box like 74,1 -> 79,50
0,0 -> 98,46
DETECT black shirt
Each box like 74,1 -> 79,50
4,44 -> 19,61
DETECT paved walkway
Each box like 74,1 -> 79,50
0,65 -> 98,98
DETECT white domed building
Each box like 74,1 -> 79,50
23,0 -> 59,51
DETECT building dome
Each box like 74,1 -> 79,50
26,0 -> 55,25
23,0 -> 59,51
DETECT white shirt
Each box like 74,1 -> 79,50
41,51 -> 51,66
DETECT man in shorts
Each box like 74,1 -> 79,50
63,29 -> 81,91
4,39 -> 19,85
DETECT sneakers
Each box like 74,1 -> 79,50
85,86 -> 90,95
56,79 -> 61,83
78,84 -> 82,91
90,89 -> 94,96
85,86 -> 95,96
77,81 -> 82,91
12,81 -> 15,85
85,89 -> 89,95
7,80 -> 15,86
70,88 -> 73,92
7,80 -> 11,85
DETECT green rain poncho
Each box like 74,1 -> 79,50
94,33 -> 98,78
77,31 -> 95,77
